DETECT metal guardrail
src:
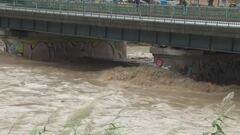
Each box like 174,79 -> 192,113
0,0 -> 240,22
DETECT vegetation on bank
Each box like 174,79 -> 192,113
28,92 -> 235,135
28,103 -> 121,135
203,92 -> 236,135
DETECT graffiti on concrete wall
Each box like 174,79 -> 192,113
0,37 -> 126,61
0,38 -> 24,55
0,39 -> 6,53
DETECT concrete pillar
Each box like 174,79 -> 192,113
150,46 -> 204,77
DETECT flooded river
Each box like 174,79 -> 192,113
0,52 -> 240,135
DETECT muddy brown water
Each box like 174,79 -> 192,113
0,54 -> 240,135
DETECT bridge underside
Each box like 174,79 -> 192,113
1,17 -> 240,54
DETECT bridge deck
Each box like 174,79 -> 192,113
0,1 -> 240,53
0,5 -> 239,28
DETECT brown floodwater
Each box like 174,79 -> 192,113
0,53 -> 240,135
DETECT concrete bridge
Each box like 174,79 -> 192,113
0,1 -> 240,54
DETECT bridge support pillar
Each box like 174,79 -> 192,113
150,46 -> 204,77
150,46 -> 240,84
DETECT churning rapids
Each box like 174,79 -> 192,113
0,52 -> 240,135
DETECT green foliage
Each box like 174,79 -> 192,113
29,127 -> 45,135
28,102 -> 124,135
62,104 -> 94,135
203,92 -> 235,135
104,123 -> 120,135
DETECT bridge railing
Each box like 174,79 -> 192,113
0,0 -> 240,22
